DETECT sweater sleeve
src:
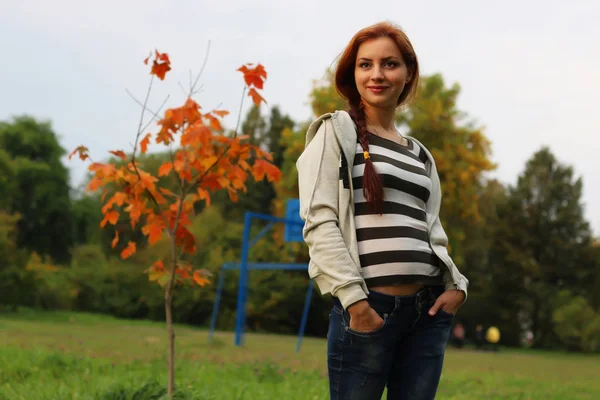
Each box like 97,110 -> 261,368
431,216 -> 469,303
296,119 -> 368,310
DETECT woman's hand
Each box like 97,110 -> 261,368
428,289 -> 465,316
347,300 -> 385,333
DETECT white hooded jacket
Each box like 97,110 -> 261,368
296,110 -> 469,310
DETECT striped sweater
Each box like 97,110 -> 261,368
352,133 -> 443,287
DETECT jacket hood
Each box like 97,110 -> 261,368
305,111 -> 357,165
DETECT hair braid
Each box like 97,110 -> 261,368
348,100 -> 384,214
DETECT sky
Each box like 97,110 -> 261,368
1,0 -> 599,234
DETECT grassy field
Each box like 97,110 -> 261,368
1,309 -> 599,399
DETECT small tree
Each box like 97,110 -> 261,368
70,49 -> 281,397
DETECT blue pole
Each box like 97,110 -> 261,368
296,280 -> 314,353
208,266 -> 226,343
235,212 -> 253,347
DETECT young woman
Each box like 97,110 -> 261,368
297,21 -> 469,400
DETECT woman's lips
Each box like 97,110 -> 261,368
368,86 -> 388,94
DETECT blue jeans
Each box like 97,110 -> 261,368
327,286 -> 454,400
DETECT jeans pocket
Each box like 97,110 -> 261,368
344,310 -> 388,337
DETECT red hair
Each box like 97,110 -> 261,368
335,21 -> 420,213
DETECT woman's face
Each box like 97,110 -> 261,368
354,37 -> 410,111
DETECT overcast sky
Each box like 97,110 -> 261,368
1,0 -> 598,234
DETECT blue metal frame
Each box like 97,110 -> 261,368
208,209 -> 312,352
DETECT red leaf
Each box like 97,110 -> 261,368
237,63 -> 267,89
248,88 -> 267,107
151,61 -> 171,80
175,227 -> 196,254
140,133 -> 152,154
109,150 -> 127,161
121,241 -> 136,259
155,50 -> 170,63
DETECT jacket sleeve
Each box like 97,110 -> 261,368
431,216 -> 469,303
296,119 -> 368,310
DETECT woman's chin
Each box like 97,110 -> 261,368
363,98 -> 397,111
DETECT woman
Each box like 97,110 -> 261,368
296,21 -> 469,400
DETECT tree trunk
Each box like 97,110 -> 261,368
166,234 -> 178,399
165,284 -> 175,398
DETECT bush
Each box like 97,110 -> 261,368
553,291 -> 600,352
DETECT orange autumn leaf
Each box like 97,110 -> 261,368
69,146 -> 89,161
159,187 -> 176,197
205,114 -> 222,131
100,210 -> 119,228
212,110 -> 229,118
183,98 -> 202,124
156,127 -> 174,145
140,133 -> 152,153
181,123 -> 211,146
111,231 -> 119,248
121,241 -> 136,259
193,269 -> 212,287
175,268 -> 190,280
251,159 -> 281,182
142,220 -> 165,245
101,192 -> 128,214
158,162 -> 173,177
248,88 -> 267,106
109,150 -> 127,161
197,188 -> 211,207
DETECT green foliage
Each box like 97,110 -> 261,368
553,291 -> 600,353
0,212 -> 31,310
0,115 -> 73,264
308,69 -> 347,116
488,147 -> 596,348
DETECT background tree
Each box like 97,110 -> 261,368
0,116 -> 74,264
309,69 -> 347,116
488,147 -> 595,347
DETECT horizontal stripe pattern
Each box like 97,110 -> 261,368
353,133 -> 441,284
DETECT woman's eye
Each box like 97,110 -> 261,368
359,62 -> 370,68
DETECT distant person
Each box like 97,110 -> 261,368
475,324 -> 484,350
525,330 -> 534,347
297,21 -> 469,400
452,322 -> 465,349
486,326 -> 501,352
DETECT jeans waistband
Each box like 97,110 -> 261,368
335,285 -> 444,311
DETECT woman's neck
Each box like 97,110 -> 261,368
364,104 -> 396,132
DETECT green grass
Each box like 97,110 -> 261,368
0,309 -> 599,399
